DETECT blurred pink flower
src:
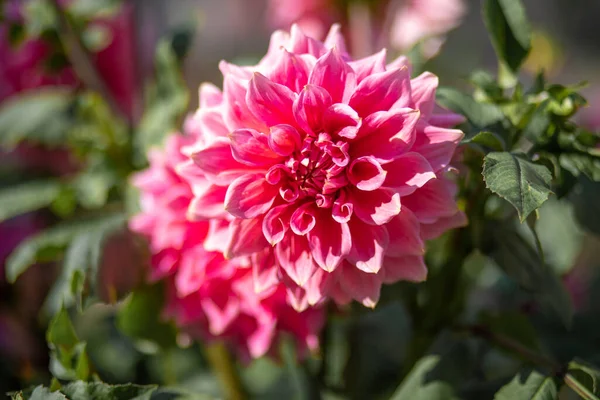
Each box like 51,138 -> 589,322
266,0 -> 338,40
184,25 -> 466,309
129,133 -> 324,359
390,0 -> 466,57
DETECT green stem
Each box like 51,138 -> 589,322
565,374 -> 600,400
204,342 -> 246,400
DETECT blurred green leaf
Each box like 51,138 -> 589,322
489,224 -> 573,328
436,87 -> 504,129
134,35 -> 189,165
81,25 -> 112,52
0,180 -> 61,222
10,386 -> 67,400
463,131 -> 506,152
470,70 -> 504,101
570,177 -> 600,235
479,312 -> 540,355
73,169 -> 116,209
567,360 -> 600,397
117,284 -> 177,349
493,370 -> 557,400
47,308 -> 91,381
6,213 -> 125,283
483,152 -> 553,222
560,154 -> 600,182
61,381 -> 156,400
23,0 -> 57,37
47,308 -> 79,347
483,0 -> 531,74
0,89 -> 74,148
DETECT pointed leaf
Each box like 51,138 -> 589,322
494,370 -> 557,400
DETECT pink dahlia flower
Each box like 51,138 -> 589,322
184,25 -> 467,309
129,133 -> 323,359
390,0 -> 466,57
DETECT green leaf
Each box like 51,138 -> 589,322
10,386 -> 68,400
61,382 -> 156,400
6,213 -> 125,283
567,360 -> 600,397
560,153 -> 600,182
479,311 -> 540,354
47,308 -> 79,348
463,131 -> 506,151
483,152 -> 553,222
489,224 -> 573,328
0,89 -> 74,148
116,284 -> 177,349
483,0 -> 531,74
571,177 -> 600,235
494,370 -> 557,400
134,35 -> 189,165
0,180 -> 62,222
436,87 -> 504,129
390,356 -> 458,400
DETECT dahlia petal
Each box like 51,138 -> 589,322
201,295 -> 240,335
348,49 -> 387,82
429,110 -> 467,128
401,178 -> 459,223
225,217 -> 269,258
191,139 -> 251,185
268,49 -> 312,92
230,128 -> 282,166
263,204 -> 293,245
385,209 -> 425,257
308,48 -> 356,103
199,82 -> 223,108
332,190 -> 353,223
224,174 -> 278,219
335,261 -> 382,308
247,318 -> 277,358
187,184 -> 228,220
204,219 -> 231,253
276,234 -> 316,287
347,156 -> 387,191
387,55 -> 412,74
323,24 -> 348,56
411,124 -> 464,172
221,67 -> 266,132
196,108 -> 229,141
293,84 -> 333,134
175,251 -> 215,297
251,250 -> 279,293
269,124 -> 302,156
410,72 -> 439,119
381,255 -> 427,284
349,187 -> 401,225
323,103 -> 361,139
348,67 -> 411,117
352,109 -> 420,163
308,211 -> 351,272
383,152 -> 436,196
289,24 -> 326,58
347,218 -> 389,274
420,210 -> 468,240
290,203 -> 317,235
247,72 -> 297,127
304,268 -> 330,306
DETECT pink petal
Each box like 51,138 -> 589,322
246,72 -> 297,127
304,268 -> 331,306
251,249 -> 280,293
385,209 -> 425,257
308,48 -> 356,103
293,84 -> 333,134
224,174 -> 278,219
411,124 -> 463,172
204,219 -> 231,253
269,124 -> 302,156
348,67 -> 411,117
323,103 -> 361,139
289,24 -> 326,58
268,49 -> 312,92
191,139 -> 252,185
262,204 -> 293,245
335,261 -> 382,308
381,255 -> 427,284
347,218 -> 389,274
230,128 -> 282,166
323,24 -> 348,56
187,184 -> 228,220
410,72 -> 439,119
383,152 -> 436,196
347,156 -> 387,191
221,63 -> 266,132
387,55 -> 412,73
429,110 -> 467,128
332,189 -> 353,223
420,210 -> 468,240
199,82 -> 223,108
275,234 -> 316,287
225,217 -> 269,258
401,178 -> 459,223
246,318 -> 277,359
308,210 -> 351,272
351,109 -> 420,163
348,49 -> 387,82
201,295 -> 240,335
290,203 -> 317,235
349,187 -> 401,225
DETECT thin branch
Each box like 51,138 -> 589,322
204,342 -> 247,400
48,0 -> 127,122
565,374 -> 600,400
